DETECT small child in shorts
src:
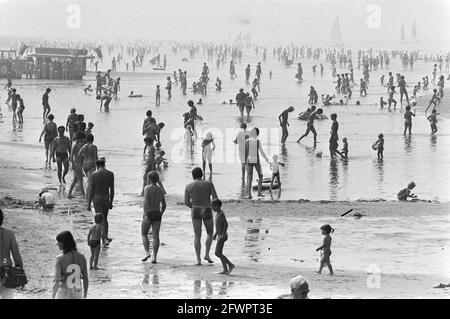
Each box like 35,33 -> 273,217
270,154 -> 285,190
315,224 -> 334,275
87,213 -> 106,270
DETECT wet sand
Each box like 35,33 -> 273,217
1,160 -> 450,299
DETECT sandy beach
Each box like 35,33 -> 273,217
1,158 -> 450,299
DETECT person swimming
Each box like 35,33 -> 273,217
128,91 -> 143,98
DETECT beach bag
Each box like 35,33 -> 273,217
0,229 -> 28,289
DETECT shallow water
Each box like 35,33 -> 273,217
0,48 -> 449,201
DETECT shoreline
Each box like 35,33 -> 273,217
2,199 -> 450,299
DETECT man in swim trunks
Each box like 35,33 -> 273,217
233,122 -> 250,185
184,167 -> 218,265
52,126 -> 71,185
296,106 -> 323,146
236,88 -> 246,117
87,158 -> 114,247
68,132 -> 86,199
39,114 -> 57,163
42,88 -> 51,124
279,106 -> 294,145
78,134 -> 98,203
245,127 -> 270,199
141,171 -> 166,263
65,108 -> 78,142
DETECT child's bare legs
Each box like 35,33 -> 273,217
151,221 -> 161,263
316,259 -> 325,274
141,217 -> 151,260
270,175 -> 275,190
316,255 -> 333,275
326,260 -> 334,275
89,246 -> 94,269
215,236 -> 234,274
93,245 -> 101,269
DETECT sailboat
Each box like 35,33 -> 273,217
330,17 -> 344,47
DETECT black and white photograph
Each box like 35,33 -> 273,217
0,0 -> 449,303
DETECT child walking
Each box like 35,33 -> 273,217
270,154 -> 285,190
212,199 -> 235,275
87,213 -> 106,270
315,224 -> 334,275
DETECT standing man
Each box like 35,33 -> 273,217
398,75 -> 410,105
87,158 -> 114,247
236,88 -> 246,118
184,167 -> 218,265
233,122 -> 249,185
78,134 -> 98,203
279,106 -> 294,145
245,127 -> 270,199
141,171 -> 166,263
52,126 -> 71,185
42,88 -> 51,124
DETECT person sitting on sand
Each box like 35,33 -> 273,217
277,275 -> 310,299
315,224 -> 334,275
39,187 -> 56,210
212,199 -> 235,274
87,213 -> 106,270
397,181 -> 417,201
197,98 -> 203,105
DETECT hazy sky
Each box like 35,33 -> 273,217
0,0 -> 449,47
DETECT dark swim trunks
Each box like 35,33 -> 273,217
89,239 -> 101,249
145,211 -> 163,222
93,200 -> 110,217
56,152 -> 68,161
191,207 -> 213,221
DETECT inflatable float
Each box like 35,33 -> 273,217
252,177 -> 280,190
